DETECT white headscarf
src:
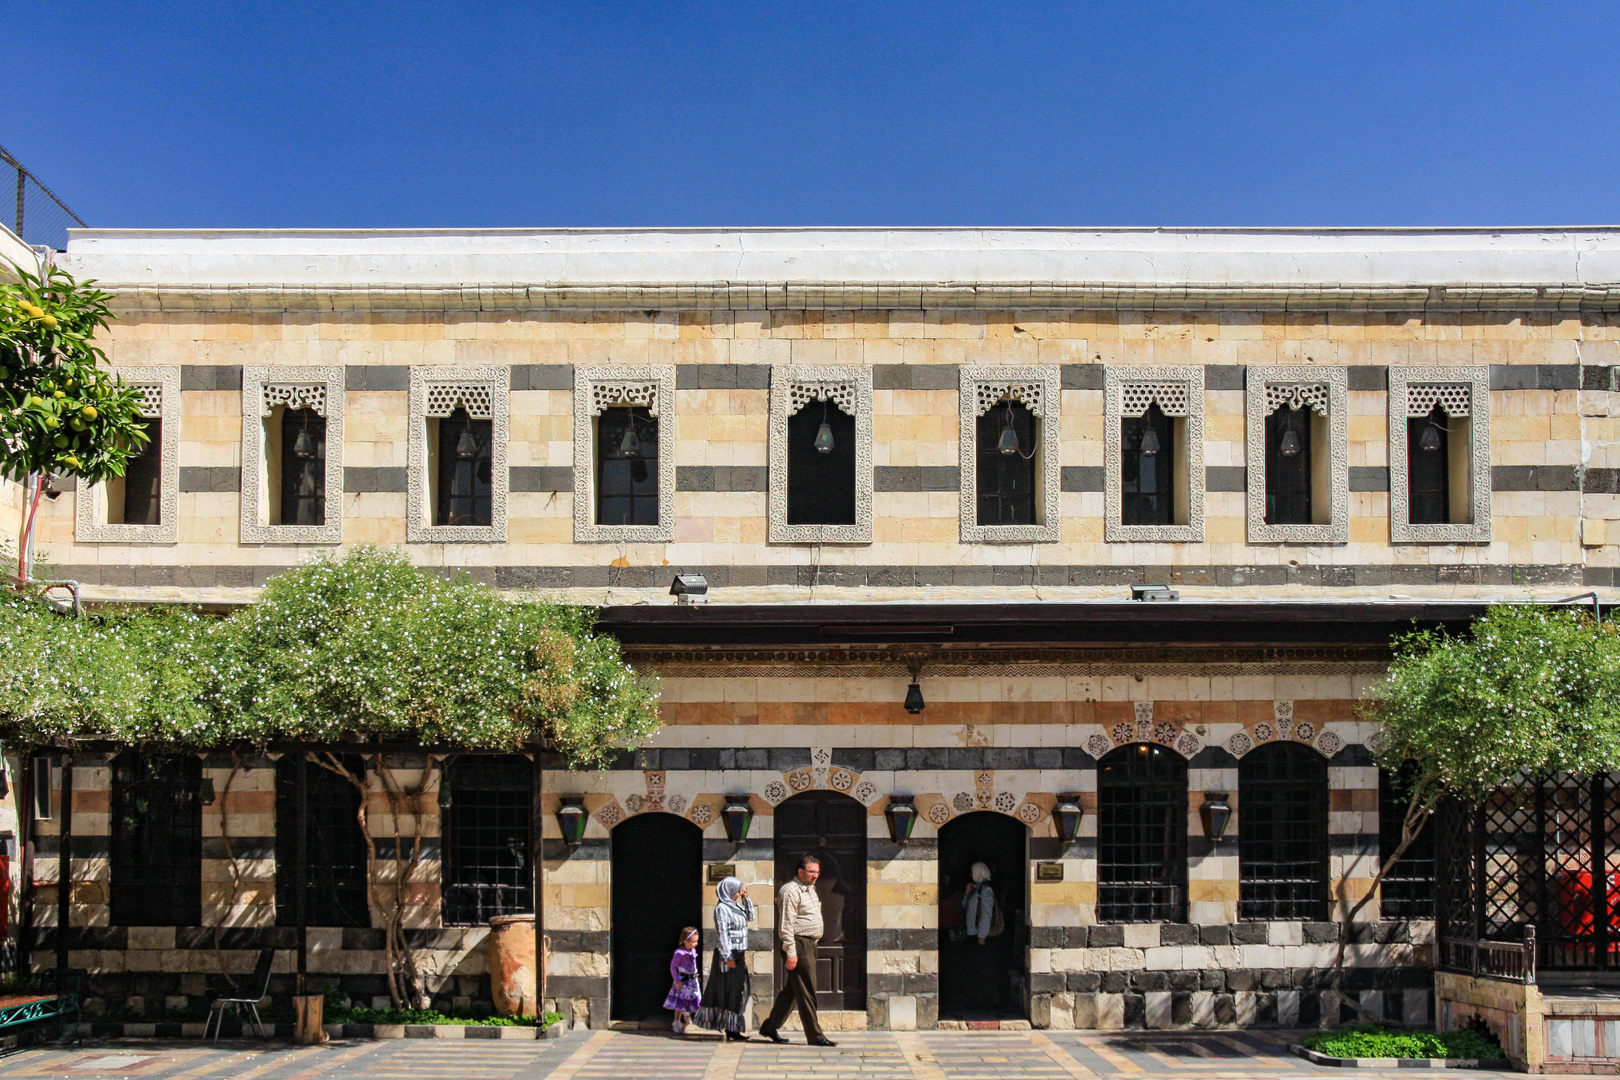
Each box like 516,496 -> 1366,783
970,861 -> 992,884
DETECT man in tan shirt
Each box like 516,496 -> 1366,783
758,854 -> 836,1046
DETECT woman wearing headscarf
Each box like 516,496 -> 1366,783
694,876 -> 754,1040
957,861 -> 1005,1010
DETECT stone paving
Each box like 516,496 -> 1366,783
0,1030 -> 1531,1080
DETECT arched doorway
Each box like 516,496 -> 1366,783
774,791 -> 867,1011
938,811 -> 1028,1020
611,813 -> 703,1021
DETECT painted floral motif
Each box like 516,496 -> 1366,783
1227,733 -> 1253,757
1316,730 -> 1342,756
852,780 -> 880,805
596,802 -> 622,827
1152,721 -> 1179,746
646,770 -> 666,790
928,802 -> 952,825
811,747 -> 833,767
976,772 -> 994,791
1252,722 -> 1275,742
1017,801 -> 1043,824
624,793 -> 645,814
976,791 -> 993,809
787,769 -> 813,792
1111,723 -> 1134,745
1176,733 -> 1201,759
646,792 -> 666,812
1087,734 -> 1113,759
830,769 -> 854,791
763,780 -> 789,804
1134,701 -> 1155,723
689,803 -> 714,826
1293,722 -> 1316,743
994,791 -> 1017,814
953,792 -> 976,813
1273,700 -> 1294,722
667,794 -> 687,815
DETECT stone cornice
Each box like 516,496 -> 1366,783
100,281 -> 1620,315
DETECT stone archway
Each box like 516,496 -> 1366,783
610,812 -> 703,1021
938,810 -> 1029,1020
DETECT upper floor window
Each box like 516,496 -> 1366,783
276,754 -> 369,929
408,368 -> 508,543
1389,367 -> 1491,543
111,753 -> 203,927
1264,404 -> 1316,525
242,366 -> 345,544
769,366 -> 873,544
1246,368 -> 1349,544
1238,741 -> 1328,921
1098,743 -> 1188,923
573,367 -> 675,543
443,755 -> 533,926
1105,367 -> 1205,542
975,400 -> 1036,525
76,368 -> 180,544
959,368 -> 1060,543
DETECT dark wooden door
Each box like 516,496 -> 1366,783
938,811 -> 1028,1019
774,791 -> 866,1011
611,814 -> 703,1020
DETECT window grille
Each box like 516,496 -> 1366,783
1264,406 -> 1313,525
975,400 -> 1037,526
596,407 -> 660,526
1121,404 -> 1174,526
1407,405 -> 1450,525
111,754 -> 202,926
1378,768 -> 1435,919
280,409 -> 327,527
786,400 -> 857,526
443,756 -> 533,926
1098,743 -> 1188,923
121,417 -> 163,526
1239,742 -> 1328,920
276,755 -> 369,929
435,408 -> 494,527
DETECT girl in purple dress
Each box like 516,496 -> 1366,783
664,926 -> 703,1033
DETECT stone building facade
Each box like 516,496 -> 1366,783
11,227 -> 1620,1031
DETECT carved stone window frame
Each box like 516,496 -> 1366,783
958,366 -> 1061,544
76,366 -> 181,543
407,366 -> 508,544
1388,365 -> 1491,544
1245,366 -> 1349,544
1104,366 -> 1205,543
241,365 -> 344,545
768,365 -> 874,544
573,365 -> 676,543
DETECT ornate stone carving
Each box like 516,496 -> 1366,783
768,365 -> 874,544
1227,732 -> 1253,757
77,366 -> 181,544
573,366 -> 676,543
763,780 -> 789,805
1388,366 -> 1491,544
994,791 -> 1018,814
241,366 -> 345,545
1087,734 -> 1113,758
1017,801 -> 1043,824
958,366 -> 1062,544
853,780 -> 880,805
689,803 -> 714,826
1245,366 -> 1349,544
1316,730 -> 1343,756
1105,366 -> 1205,543
952,792 -> 976,813
928,801 -> 953,825
1175,732 -> 1201,759
408,367 -> 508,544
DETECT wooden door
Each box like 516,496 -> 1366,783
611,813 -> 703,1020
774,791 -> 866,1011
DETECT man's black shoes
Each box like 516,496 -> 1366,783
758,1024 -> 789,1044
809,1036 -> 838,1047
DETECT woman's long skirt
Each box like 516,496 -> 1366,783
693,951 -> 751,1034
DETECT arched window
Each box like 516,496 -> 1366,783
1239,742 -> 1328,920
1098,743 -> 1188,923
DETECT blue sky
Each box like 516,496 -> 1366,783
6,1 -> 1619,228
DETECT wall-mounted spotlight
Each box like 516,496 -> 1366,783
884,795 -> 918,844
721,796 -> 754,844
1200,792 -> 1232,845
1053,793 -> 1084,843
556,795 -> 588,849
1130,585 -> 1179,602
670,574 -> 708,605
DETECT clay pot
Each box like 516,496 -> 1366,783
487,914 -> 538,1017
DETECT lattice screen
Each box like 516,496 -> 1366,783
787,380 -> 858,416
1119,381 -> 1190,418
261,384 -> 328,417
588,381 -> 659,417
1262,383 -> 1330,416
1407,383 -> 1472,418
424,382 -> 493,419
128,383 -> 164,418
973,381 -> 1044,417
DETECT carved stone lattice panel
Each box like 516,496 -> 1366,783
1104,366 -> 1205,543
1245,366 -> 1349,544
241,366 -> 344,545
408,367 -> 508,544
768,365 -> 874,544
1388,366 -> 1491,544
573,366 -> 676,543
77,366 -> 181,544
959,366 -> 1061,544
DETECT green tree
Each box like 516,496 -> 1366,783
1,267 -> 150,578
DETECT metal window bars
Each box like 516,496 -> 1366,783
0,144 -> 85,252
1097,743 -> 1189,923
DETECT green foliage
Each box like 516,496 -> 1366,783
0,268 -> 149,485
325,1005 -> 546,1027
0,547 -> 660,766
1302,1025 -> 1503,1060
1368,605 -> 1620,806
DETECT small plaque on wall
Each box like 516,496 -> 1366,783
1035,861 -> 1064,882
707,864 -> 736,883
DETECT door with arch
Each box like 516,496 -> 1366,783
938,811 -> 1028,1019
611,813 -> 704,1020
774,791 -> 867,1011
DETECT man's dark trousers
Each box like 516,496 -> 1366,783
765,935 -> 825,1041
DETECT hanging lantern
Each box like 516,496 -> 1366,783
996,423 -> 1019,456
721,797 -> 754,844
1278,428 -> 1302,458
1418,424 -> 1442,452
884,795 -> 918,844
196,777 -> 217,806
456,429 -> 479,458
1053,793 -> 1084,843
814,422 -> 835,454
1200,792 -> 1232,845
1139,426 -> 1161,456
556,795 -> 588,849
620,424 -> 642,456
292,427 -> 317,459
903,681 -> 925,715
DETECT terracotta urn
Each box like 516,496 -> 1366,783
487,914 -> 539,1017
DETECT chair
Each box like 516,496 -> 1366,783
205,949 -> 275,1040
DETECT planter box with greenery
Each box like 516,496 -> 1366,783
1295,1027 -> 1509,1069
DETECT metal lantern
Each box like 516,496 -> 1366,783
721,797 -> 754,844
196,777 -> 217,806
884,795 -> 918,844
1200,792 -> 1232,845
556,795 -> 588,849
903,682 -> 926,715
1053,793 -> 1084,843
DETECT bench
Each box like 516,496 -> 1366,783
0,970 -> 82,1051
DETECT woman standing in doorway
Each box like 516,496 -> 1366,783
958,862 -> 1005,1010
694,877 -> 754,1041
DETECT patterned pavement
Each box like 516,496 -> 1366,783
0,1030 -> 1530,1080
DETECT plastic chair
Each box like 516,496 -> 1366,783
204,949 -> 275,1040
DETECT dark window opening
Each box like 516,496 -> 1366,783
1239,742 -> 1328,920
279,408 -> 326,527
111,753 -> 202,926
1098,743 -> 1188,923
119,417 -> 163,525
1408,405 -> 1451,525
786,400 -> 856,526
435,408 -> 493,527
597,407 -> 659,526
443,756 -> 532,925
1379,767 -> 1435,919
276,755 -> 369,928
1264,405 -> 1313,525
1122,404 -> 1175,526
975,399 -> 1037,526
